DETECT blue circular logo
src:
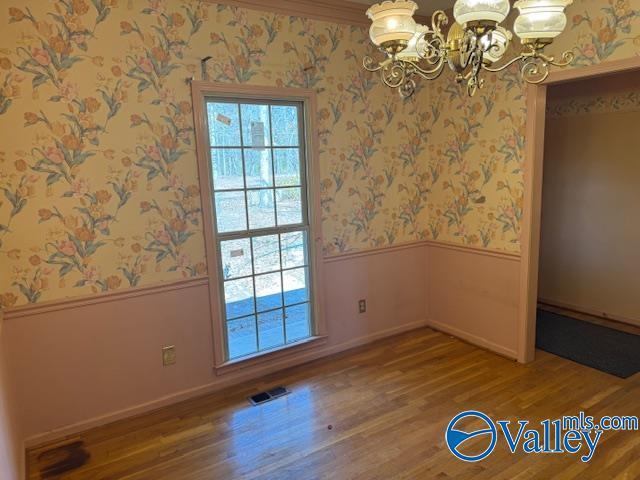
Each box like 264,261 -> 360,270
445,410 -> 497,462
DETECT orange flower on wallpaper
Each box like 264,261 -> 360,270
570,0 -> 639,65
0,292 -> 18,308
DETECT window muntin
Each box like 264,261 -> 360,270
206,99 -> 313,360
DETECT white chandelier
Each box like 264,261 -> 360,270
363,0 -> 574,97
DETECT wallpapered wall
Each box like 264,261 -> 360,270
425,68 -> 527,252
0,0 -> 436,307
547,73 -> 640,116
540,90 -> 640,325
425,0 -> 640,252
548,89 -> 640,116
1,0 -> 639,307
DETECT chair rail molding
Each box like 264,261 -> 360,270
2,277 -> 209,320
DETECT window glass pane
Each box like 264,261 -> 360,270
255,272 -> 282,312
252,235 -> 280,274
283,267 -> 308,305
274,149 -> 300,186
228,316 -> 257,359
271,105 -> 299,146
207,99 -> 313,360
215,191 -> 247,233
276,188 -> 303,225
241,104 -> 271,147
220,239 -> 252,280
208,102 -> 240,147
224,278 -> 254,319
244,149 -> 273,188
281,231 -> 307,269
247,189 -> 275,230
211,149 -> 243,190
285,303 -> 311,343
258,310 -> 285,350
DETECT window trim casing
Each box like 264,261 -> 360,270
191,81 -> 327,372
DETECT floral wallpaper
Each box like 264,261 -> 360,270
547,85 -> 640,116
0,0 -> 434,307
425,69 -> 526,251
423,0 -> 640,253
1,0 -> 639,307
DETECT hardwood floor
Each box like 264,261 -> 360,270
27,328 -> 640,479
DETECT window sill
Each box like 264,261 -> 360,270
214,335 -> 328,376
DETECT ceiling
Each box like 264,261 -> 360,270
349,0 -> 454,17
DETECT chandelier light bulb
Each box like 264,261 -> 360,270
453,0 -> 511,26
366,0 -> 418,47
514,0 -> 573,40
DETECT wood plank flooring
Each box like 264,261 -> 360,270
27,328 -> 640,479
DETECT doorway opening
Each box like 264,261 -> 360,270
519,58 -> 640,374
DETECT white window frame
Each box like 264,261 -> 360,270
191,81 -> 327,373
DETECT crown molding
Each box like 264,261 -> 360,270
210,0 -> 430,27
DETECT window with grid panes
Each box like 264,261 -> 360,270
206,99 -> 314,360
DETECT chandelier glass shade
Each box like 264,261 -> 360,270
453,0 -> 510,25
513,0 -> 572,39
363,0 -> 575,97
367,0 -> 418,46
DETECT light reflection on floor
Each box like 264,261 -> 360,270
228,385 -> 317,477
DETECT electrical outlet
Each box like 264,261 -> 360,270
358,299 -> 366,314
162,345 -> 176,366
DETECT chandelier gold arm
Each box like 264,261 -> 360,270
362,9 -> 452,97
482,54 -> 525,73
362,56 -> 417,97
363,56 -> 446,97
482,45 -> 575,84
380,61 -> 410,89
363,55 -> 392,73
407,57 -> 447,79
413,10 -> 448,66
537,49 -> 575,68
430,10 -> 449,36
399,77 -> 417,97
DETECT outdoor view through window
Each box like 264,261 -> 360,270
206,99 -> 313,360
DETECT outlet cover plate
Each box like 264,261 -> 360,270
162,345 -> 176,366
358,299 -> 366,314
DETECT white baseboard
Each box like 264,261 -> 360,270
321,318 -> 430,356
425,318 -> 518,360
25,318 -> 429,449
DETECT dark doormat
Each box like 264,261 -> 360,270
536,309 -> 640,378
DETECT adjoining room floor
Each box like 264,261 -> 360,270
536,308 -> 640,378
538,303 -> 640,336
28,328 -> 640,479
